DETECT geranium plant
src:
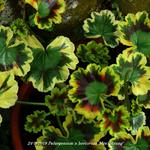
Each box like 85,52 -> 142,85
0,0 -> 150,150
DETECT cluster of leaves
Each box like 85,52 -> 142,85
76,40 -> 110,66
0,1 -> 150,150
0,20 -> 78,125
22,9 -> 150,150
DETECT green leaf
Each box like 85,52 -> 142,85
100,106 -> 130,135
83,10 -> 119,48
113,51 -> 150,96
10,18 -> 29,37
45,86 -> 70,116
76,40 -> 110,66
0,25 -> 33,76
27,36 -> 78,92
85,81 -> 108,105
131,112 -> 146,135
0,72 -> 18,108
24,110 -> 50,133
26,0 -> 66,29
118,11 -> 150,56
69,64 -> 120,104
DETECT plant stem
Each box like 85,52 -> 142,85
104,103 -> 113,109
16,100 -> 46,106
56,115 -> 66,136
104,98 -> 116,109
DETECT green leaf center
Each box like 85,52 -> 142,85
85,80 -> 108,105
38,2 -> 51,18
109,114 -> 118,123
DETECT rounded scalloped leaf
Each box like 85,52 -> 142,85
100,106 -> 130,135
131,112 -> 146,135
24,110 -> 51,133
83,10 -> 119,48
0,72 -> 18,108
27,36 -> 78,92
45,86 -> 69,116
69,64 -> 120,105
10,18 -> 29,37
0,25 -> 33,76
26,0 -> 66,30
76,40 -> 110,66
118,11 -> 150,56
113,51 -> 150,96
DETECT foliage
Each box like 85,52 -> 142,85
45,86 -> 70,116
0,72 -> 18,108
10,18 -> 29,37
118,11 -> 150,56
0,1 -> 150,150
25,0 -> 66,30
130,112 -> 146,135
26,36 -> 78,92
76,40 -> 110,66
112,51 -> 150,97
68,64 -> 120,120
83,10 -> 119,48
109,126 -> 150,150
100,106 -> 130,135
0,25 -> 33,76
35,114 -> 106,150
25,110 -> 51,133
